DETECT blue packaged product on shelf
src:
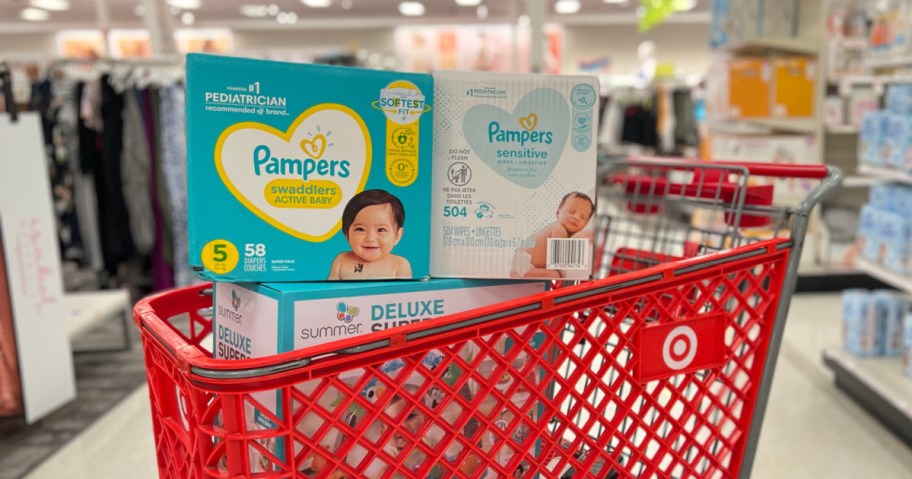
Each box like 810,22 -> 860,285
873,290 -> 908,356
186,54 -> 433,281
886,84 -> 912,115
857,204 -> 881,262
883,114 -> 912,170
868,183 -> 894,211
858,111 -> 883,166
879,210 -> 912,273
843,289 -> 884,357
894,184 -> 912,214
904,313 -> 912,379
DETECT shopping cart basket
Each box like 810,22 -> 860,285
134,158 -> 841,479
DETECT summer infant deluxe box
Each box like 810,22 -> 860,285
187,54 -> 433,282
212,278 -> 548,475
212,278 -> 546,359
430,71 -> 599,280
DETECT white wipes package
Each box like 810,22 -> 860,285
431,71 -> 599,280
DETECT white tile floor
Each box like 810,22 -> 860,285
22,294 -> 912,478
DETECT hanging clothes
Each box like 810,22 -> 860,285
31,78 -> 85,265
673,89 -> 699,146
65,79 -> 105,272
121,89 -> 155,256
96,74 -> 136,275
159,85 -> 195,287
620,99 -> 658,149
140,88 -> 174,291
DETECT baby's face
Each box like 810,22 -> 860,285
556,197 -> 593,234
347,204 -> 402,262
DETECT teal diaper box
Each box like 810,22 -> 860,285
187,54 -> 433,281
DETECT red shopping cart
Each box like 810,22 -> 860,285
134,158 -> 841,478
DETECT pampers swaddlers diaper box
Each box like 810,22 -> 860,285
187,54 -> 433,281
431,71 -> 599,280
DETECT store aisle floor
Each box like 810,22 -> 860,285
22,294 -> 912,478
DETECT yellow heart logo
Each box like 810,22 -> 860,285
214,104 -> 371,242
300,134 -> 327,159
519,113 -> 538,131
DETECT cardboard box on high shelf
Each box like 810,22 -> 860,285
726,58 -> 771,118
760,0 -> 798,38
771,57 -> 816,118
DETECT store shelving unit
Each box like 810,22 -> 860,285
723,37 -> 818,56
857,164 -> 912,185
865,55 -> 912,70
822,348 -> 912,448
825,124 -> 859,134
746,117 -> 818,134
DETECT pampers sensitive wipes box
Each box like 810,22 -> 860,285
187,54 -> 433,281
431,71 -> 599,280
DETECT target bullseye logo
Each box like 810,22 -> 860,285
637,313 -> 725,383
662,326 -> 698,370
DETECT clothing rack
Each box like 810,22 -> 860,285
0,62 -> 18,122
48,56 -> 185,90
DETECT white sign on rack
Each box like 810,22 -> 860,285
0,112 -> 76,423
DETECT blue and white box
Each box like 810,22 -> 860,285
883,114 -> 912,170
857,204 -> 881,262
843,289 -> 883,357
904,313 -> 912,379
858,111 -> 883,166
886,84 -> 912,115
878,210 -> 912,273
212,278 -> 547,475
213,278 -> 546,357
431,71 -> 599,280
873,290 -> 908,356
187,54 -> 433,281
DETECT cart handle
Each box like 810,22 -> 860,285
629,156 -> 830,179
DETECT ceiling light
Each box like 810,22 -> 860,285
134,4 -> 146,16
277,11 -> 298,24
20,7 -> 50,21
555,0 -> 580,14
476,4 -> 488,19
603,0 -> 628,4
456,0 -> 481,6
167,0 -> 201,10
341,0 -> 353,9
301,0 -> 331,7
28,0 -> 69,11
181,11 -> 195,25
240,4 -> 269,17
673,0 -> 697,11
399,1 -> 425,16
267,4 -> 279,15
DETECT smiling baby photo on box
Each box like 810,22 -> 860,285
187,54 -> 432,282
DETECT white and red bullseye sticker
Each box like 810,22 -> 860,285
637,313 -> 725,383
